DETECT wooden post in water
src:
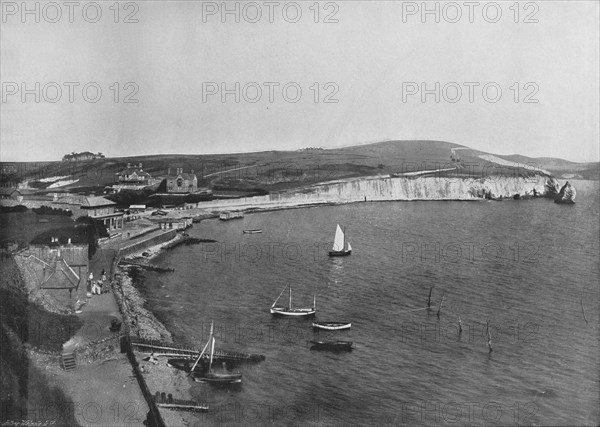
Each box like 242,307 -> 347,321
580,297 -> 589,324
458,315 -> 462,336
437,295 -> 444,319
486,321 -> 493,353
427,287 -> 433,309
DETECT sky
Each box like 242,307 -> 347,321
1,1 -> 599,163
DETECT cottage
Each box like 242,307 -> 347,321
129,204 -> 146,213
80,196 -> 124,233
166,168 -> 197,193
15,241 -> 89,306
157,217 -> 192,230
118,163 -> 152,185
0,187 -> 23,201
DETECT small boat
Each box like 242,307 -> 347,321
312,321 -> 351,330
310,340 -> 353,351
190,322 -> 242,384
270,284 -> 315,316
243,229 -> 263,234
329,224 -> 352,257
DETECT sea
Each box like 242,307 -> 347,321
138,180 -> 599,426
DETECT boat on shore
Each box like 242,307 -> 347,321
329,224 -> 352,257
312,321 -> 351,330
310,340 -> 353,351
190,322 -> 243,384
270,284 -> 316,316
243,229 -> 263,234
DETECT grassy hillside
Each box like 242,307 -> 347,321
2,141 -> 597,196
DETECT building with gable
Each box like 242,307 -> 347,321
166,168 -> 197,193
117,162 -> 152,185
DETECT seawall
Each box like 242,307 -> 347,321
117,229 -> 177,258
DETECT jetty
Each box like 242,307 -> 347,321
154,392 -> 208,412
131,338 -> 266,362
118,260 -> 174,272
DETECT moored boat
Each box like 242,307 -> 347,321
243,229 -> 263,234
270,284 -> 315,316
312,321 -> 351,330
329,224 -> 352,257
310,340 -> 353,351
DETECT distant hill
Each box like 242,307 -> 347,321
2,141 -> 597,196
498,154 -> 599,180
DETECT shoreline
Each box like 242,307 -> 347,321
112,235 -> 202,425
106,191 -> 562,426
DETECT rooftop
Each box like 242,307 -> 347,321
0,187 -> 21,195
118,168 -> 152,178
81,196 -> 116,208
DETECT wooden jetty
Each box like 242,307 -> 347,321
118,260 -> 174,272
154,392 -> 208,412
131,338 -> 265,362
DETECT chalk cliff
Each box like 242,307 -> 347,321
198,174 -> 564,211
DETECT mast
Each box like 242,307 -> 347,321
289,285 -> 292,309
190,321 -> 213,373
209,337 -> 215,370
272,286 -> 287,308
313,294 -> 316,310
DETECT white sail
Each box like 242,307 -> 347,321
347,242 -> 352,251
209,336 -> 215,370
332,224 -> 345,251
190,321 -> 213,373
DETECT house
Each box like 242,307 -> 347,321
117,163 -> 152,185
129,204 -> 146,213
0,187 -> 23,202
15,241 -> 89,307
166,168 -> 197,193
157,217 -> 192,230
80,196 -> 124,233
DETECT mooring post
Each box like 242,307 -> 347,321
458,315 -> 462,335
581,298 -> 589,324
436,295 -> 444,319
486,321 -> 493,353
427,287 -> 433,309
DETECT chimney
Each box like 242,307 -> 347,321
127,162 -> 131,168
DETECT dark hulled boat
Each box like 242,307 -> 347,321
310,340 -> 353,351
188,321 -> 243,384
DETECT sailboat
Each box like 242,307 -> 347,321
191,322 -> 242,384
270,284 -> 316,316
329,224 -> 352,257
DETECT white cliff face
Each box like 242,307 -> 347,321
198,174 -> 561,211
